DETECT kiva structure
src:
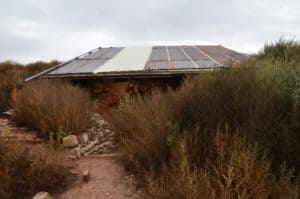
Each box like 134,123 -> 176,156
26,45 -> 248,81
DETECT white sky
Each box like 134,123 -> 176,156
0,0 -> 299,63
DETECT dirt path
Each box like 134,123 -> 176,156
58,155 -> 140,199
0,117 -> 140,199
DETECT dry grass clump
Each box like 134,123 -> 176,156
13,79 -> 94,137
0,140 -> 71,199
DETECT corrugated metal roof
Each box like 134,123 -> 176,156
93,46 -> 152,73
26,45 -> 249,81
48,47 -> 123,75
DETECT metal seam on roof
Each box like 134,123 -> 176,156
93,46 -> 152,73
165,46 -> 172,68
193,46 -> 222,66
180,46 -> 199,68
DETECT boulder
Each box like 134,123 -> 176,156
63,135 -> 79,148
33,191 -> 51,199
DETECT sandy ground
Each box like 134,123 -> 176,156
0,117 -> 140,199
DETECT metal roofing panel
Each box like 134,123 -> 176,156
213,46 -> 248,62
145,61 -> 169,70
49,47 -> 123,74
73,60 -> 107,73
49,60 -> 89,75
182,46 -> 210,60
93,46 -> 152,73
81,47 -> 123,60
81,48 -> 110,59
29,45 -> 248,80
98,47 -> 124,59
171,60 -> 196,68
148,46 -> 168,61
195,60 -> 217,68
168,46 -> 188,61
196,46 -> 247,65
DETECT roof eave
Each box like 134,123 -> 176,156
43,67 -> 228,80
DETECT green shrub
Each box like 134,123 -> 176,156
13,79 -> 94,137
259,38 -> 300,66
49,127 -> 70,150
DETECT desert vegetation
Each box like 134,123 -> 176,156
13,79 -> 94,138
113,39 -> 300,198
0,61 -> 59,112
0,39 -> 299,198
0,140 -> 71,199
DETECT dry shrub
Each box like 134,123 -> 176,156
114,67 -> 299,173
0,61 -> 60,112
144,132 -> 298,199
114,90 -> 177,172
0,140 -> 71,199
0,62 -> 23,111
13,79 -> 94,137
113,65 -> 299,198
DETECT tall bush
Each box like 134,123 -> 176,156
13,79 -> 94,137
0,61 -> 59,112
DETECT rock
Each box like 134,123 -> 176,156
70,170 -> 79,175
98,131 -> 104,137
80,138 -> 98,153
99,119 -> 107,127
82,170 -> 91,182
2,109 -> 13,116
63,135 -> 79,148
75,148 -> 82,158
105,129 -> 110,134
81,133 -> 89,145
33,191 -> 51,199
69,155 -> 77,160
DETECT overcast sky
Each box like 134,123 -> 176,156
0,0 -> 299,63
